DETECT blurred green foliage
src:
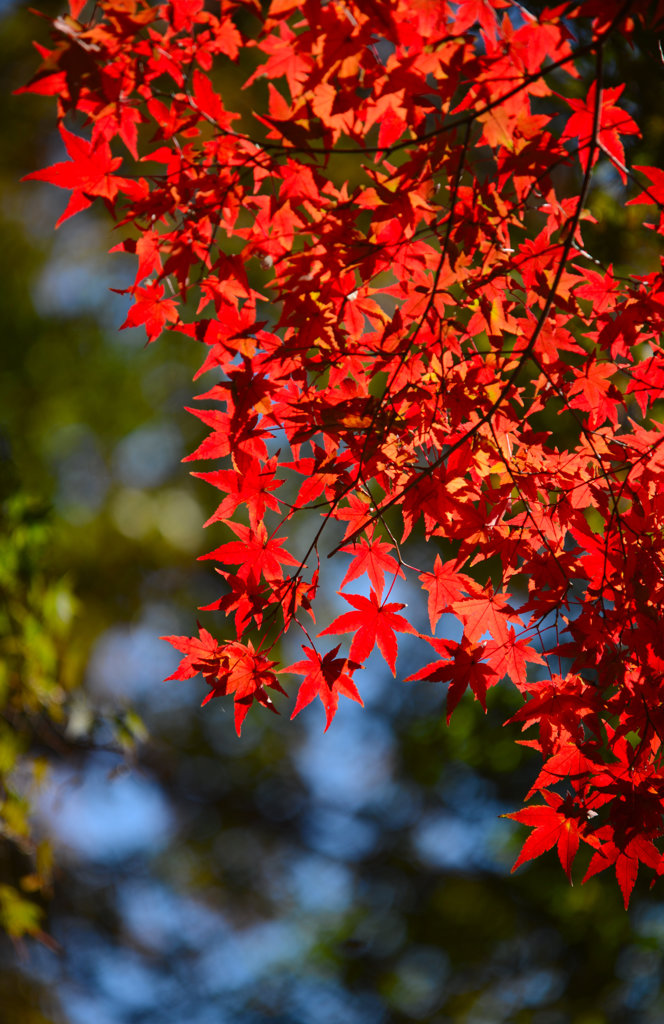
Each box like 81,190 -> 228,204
0,493 -> 74,943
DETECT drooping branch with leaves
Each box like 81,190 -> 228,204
21,0 -> 664,906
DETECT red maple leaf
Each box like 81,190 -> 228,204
507,675 -> 601,755
335,494 -> 375,539
483,628 -> 545,689
194,455 -> 283,529
567,357 -> 619,429
163,630 -> 287,734
583,831 -> 663,909
24,124 -> 124,226
206,641 -> 287,735
504,791 -> 587,883
340,531 -> 404,594
284,644 -> 363,730
163,624 -> 226,685
452,0 -> 504,44
626,164 -> 664,207
201,521 -> 301,583
319,589 -> 417,674
418,555 -> 476,633
406,635 -> 500,720
119,281 -> 179,343
561,83 -> 639,181
451,587 -> 522,647
526,742 -> 599,801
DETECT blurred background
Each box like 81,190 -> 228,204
3,1 -> 664,1021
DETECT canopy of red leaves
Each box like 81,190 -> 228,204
22,0 -> 664,905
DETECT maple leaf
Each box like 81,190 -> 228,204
483,627 -> 545,689
191,69 -> 237,130
269,570 -> 319,630
626,164 -> 664,207
583,832 -> 663,909
406,635 -> 500,720
418,555 -> 476,633
504,791 -> 586,883
163,629 -> 287,734
525,742 -> 600,801
340,530 -> 404,594
200,570 -> 267,636
507,675 -> 601,755
163,624 -> 225,685
451,586 -> 522,647
567,357 -> 620,429
201,521 -> 301,584
335,494 -> 375,539
319,589 -> 417,675
213,642 -> 288,735
24,125 -> 124,227
561,83 -> 640,182
284,644 -> 363,730
113,231 -> 163,286
573,264 -> 619,315
624,355 -> 664,417
119,281 -> 179,343
194,455 -> 284,529
452,0 -> 504,44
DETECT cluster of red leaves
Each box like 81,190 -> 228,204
22,0 -> 664,906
